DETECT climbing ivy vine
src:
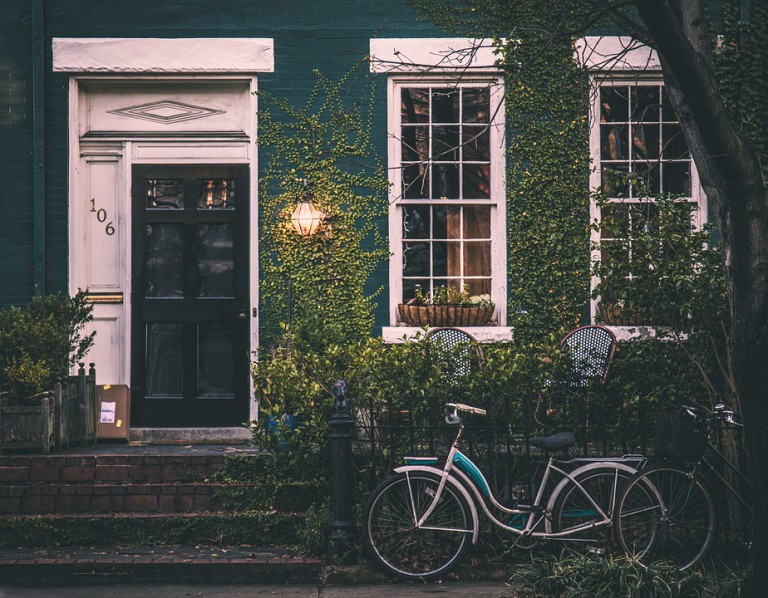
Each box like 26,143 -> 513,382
406,0 -> 594,340
257,68 -> 390,349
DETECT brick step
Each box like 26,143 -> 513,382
0,453 -> 230,485
0,480 -> 317,514
0,511 -> 307,549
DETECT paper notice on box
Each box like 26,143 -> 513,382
100,401 -> 117,424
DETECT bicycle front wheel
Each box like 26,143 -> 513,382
363,471 -> 473,581
616,463 -> 717,569
551,464 -> 635,554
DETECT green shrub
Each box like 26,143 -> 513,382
0,289 -> 95,401
508,551 -> 745,598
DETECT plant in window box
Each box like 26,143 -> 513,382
398,285 -> 495,327
0,290 -> 95,453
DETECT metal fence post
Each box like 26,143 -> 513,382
327,379 -> 356,564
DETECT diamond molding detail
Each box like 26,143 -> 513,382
108,100 -> 225,124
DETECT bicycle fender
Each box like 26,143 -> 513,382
545,461 -> 638,526
393,465 -> 480,544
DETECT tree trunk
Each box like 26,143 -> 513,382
632,1 -> 768,592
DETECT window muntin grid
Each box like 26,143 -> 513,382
398,85 -> 495,301
592,80 -> 704,313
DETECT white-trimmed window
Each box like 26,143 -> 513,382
583,38 -> 706,325
388,77 -> 506,324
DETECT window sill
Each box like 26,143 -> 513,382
381,326 -> 514,344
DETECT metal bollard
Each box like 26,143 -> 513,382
327,379 -> 356,564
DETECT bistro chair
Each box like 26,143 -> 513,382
424,327 -> 484,382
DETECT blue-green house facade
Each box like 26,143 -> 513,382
0,1 -> 704,438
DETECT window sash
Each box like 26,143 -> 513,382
388,77 -> 505,324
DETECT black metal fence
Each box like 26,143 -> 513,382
350,387 -> 655,498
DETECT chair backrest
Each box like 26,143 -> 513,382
424,327 -> 482,381
560,325 -> 616,387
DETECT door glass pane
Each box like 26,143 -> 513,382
147,179 -> 184,209
198,224 -> 235,298
146,323 -> 183,398
145,224 -> 184,298
198,324 -> 235,399
198,179 -> 235,210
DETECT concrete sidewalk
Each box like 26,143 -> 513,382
0,582 -> 513,597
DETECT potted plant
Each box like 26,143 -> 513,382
0,290 -> 95,453
398,285 -> 495,327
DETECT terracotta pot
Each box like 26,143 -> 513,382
397,303 -> 495,327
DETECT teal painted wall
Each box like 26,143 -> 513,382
0,0 -> 443,332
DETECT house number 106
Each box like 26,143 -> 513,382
90,198 -> 115,236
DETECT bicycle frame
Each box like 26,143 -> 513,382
394,420 -> 644,543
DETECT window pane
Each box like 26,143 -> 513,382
662,162 -> 691,195
434,240 -> 461,278
403,242 -> 430,277
432,88 -> 460,123
462,125 -> 490,161
403,205 -> 430,239
403,164 -> 430,199
401,88 -> 429,123
198,179 -> 234,210
601,124 -> 628,160
601,164 -> 629,197
401,126 -> 428,161
633,87 -> 660,122
465,279 -> 491,296
146,323 -> 183,398
463,164 -> 490,199
433,126 -> 460,162
634,161 -> 661,195
464,206 -> 491,238
145,224 -> 184,298
464,242 -> 491,276
600,203 -> 629,240
632,124 -> 659,161
198,224 -> 234,298
661,124 -> 689,159
432,205 -> 461,239
432,164 -> 459,199
462,88 -> 490,123
600,87 -> 629,122
198,324 -> 234,399
402,278 -> 430,302
147,179 -> 184,209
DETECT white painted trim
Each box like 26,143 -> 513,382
382,326 -> 513,344
53,38 -> 274,73
370,38 -> 501,73
69,74 -> 261,425
386,75 -> 506,326
575,36 -> 660,71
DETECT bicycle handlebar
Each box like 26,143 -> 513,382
444,403 -> 487,424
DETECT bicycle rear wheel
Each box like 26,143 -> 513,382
551,464 -> 635,554
616,463 -> 716,569
363,471 -> 473,581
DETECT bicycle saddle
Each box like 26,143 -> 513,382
527,431 -> 576,451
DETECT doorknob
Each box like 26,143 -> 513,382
238,310 -> 248,320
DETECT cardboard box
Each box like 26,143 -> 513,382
97,385 -> 130,440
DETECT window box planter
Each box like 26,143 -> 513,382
397,303 -> 495,327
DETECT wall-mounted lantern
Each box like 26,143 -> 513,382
290,184 -> 326,236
